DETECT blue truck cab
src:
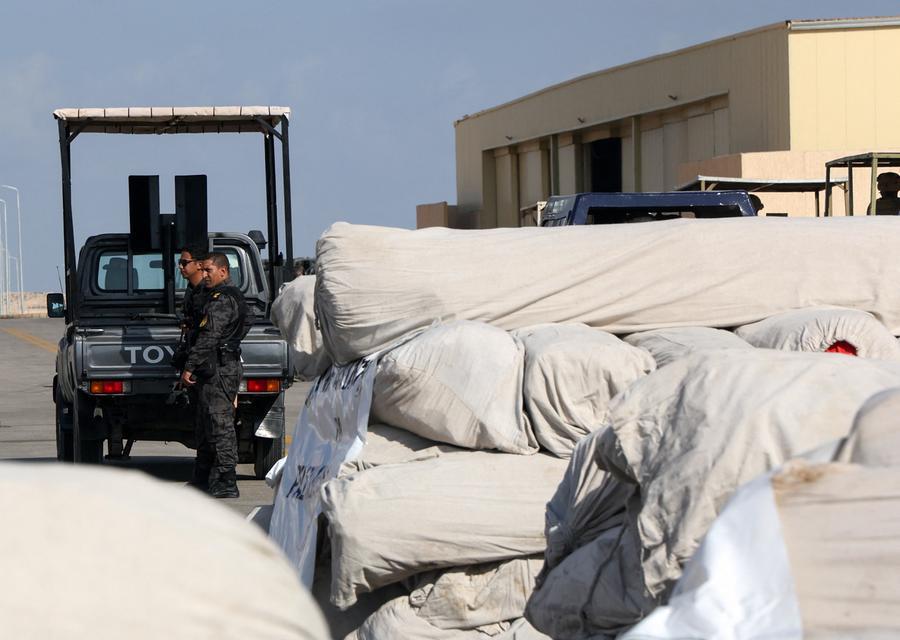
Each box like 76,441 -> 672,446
540,191 -> 758,226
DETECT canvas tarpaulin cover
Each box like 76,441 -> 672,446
526,349 -> 900,639
540,427 -> 633,575
607,349 -> 900,600
837,387 -> 900,466
314,217 -> 900,364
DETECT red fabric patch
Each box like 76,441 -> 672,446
825,340 -> 858,356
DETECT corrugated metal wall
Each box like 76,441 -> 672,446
455,23 -> 792,226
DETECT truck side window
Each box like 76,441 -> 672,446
215,247 -> 244,289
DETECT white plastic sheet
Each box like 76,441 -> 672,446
269,357 -> 377,587
622,472 -> 802,638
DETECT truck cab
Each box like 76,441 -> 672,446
539,191 -> 757,226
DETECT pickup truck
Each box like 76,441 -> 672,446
49,106 -> 298,478
51,231 -> 290,477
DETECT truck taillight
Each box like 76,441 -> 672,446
241,378 -> 281,393
89,380 -> 130,394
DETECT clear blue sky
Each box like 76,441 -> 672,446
2,0 -> 898,290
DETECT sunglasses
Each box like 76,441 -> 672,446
178,259 -> 197,268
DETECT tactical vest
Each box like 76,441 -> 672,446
211,284 -> 253,353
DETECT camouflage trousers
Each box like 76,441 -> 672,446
195,359 -> 242,476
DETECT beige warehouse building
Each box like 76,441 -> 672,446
420,16 -> 900,228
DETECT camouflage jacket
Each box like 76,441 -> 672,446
185,280 -> 250,376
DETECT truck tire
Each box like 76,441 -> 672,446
253,436 -> 283,480
73,392 -> 104,465
54,377 -> 74,462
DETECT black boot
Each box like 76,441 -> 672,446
187,463 -> 211,492
209,469 -> 240,499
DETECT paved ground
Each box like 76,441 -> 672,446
0,317 -> 308,520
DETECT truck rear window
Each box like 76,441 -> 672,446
96,249 -> 244,291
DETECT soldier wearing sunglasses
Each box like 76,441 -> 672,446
173,244 -> 210,489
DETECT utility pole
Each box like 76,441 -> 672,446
0,198 -> 6,315
1,186 -> 23,313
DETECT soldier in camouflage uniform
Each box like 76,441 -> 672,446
181,253 -> 252,498
172,244 -> 210,490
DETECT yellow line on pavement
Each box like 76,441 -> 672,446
1,327 -> 58,354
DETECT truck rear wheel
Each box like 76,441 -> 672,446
253,436 -> 283,480
73,392 -> 104,464
54,378 -> 74,462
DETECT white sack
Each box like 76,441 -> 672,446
341,422 -> 463,476
540,427 -> 634,575
321,451 -> 569,609
623,326 -> 751,368
837,387 -> 900,466
0,463 -> 328,640
412,557 -> 544,631
271,275 -> 331,379
513,324 -> 654,457
350,598 -> 549,640
371,321 -> 537,454
527,350 -> 900,639
314,218 -> 900,364
735,306 -> 900,359
627,462 -> 900,638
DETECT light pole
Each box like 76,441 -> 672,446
0,198 -> 6,315
1,186 -> 23,314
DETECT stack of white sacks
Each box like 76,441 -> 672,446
270,217 -> 900,639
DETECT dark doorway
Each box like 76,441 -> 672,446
589,138 -> 622,192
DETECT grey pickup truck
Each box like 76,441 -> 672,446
48,106 -> 298,478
